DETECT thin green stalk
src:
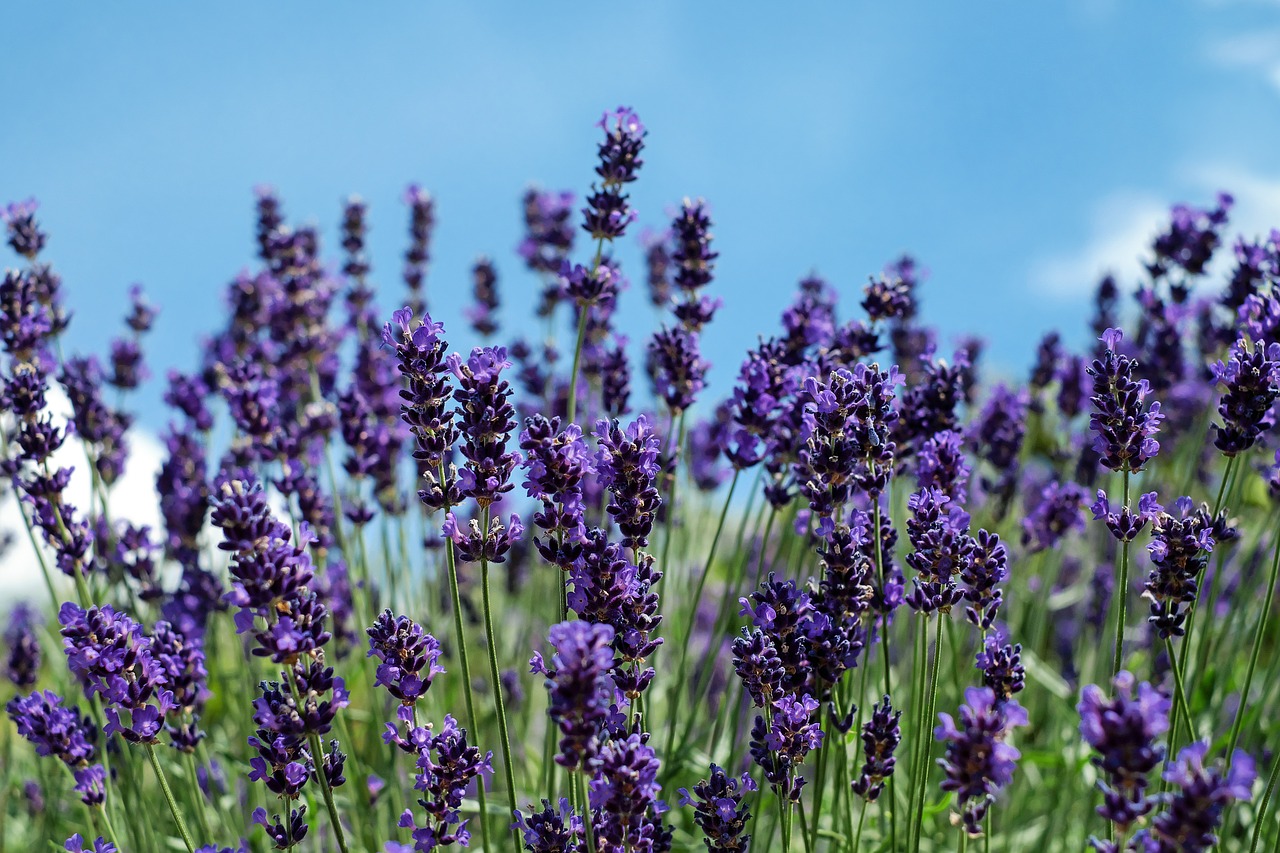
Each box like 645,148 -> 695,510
439,465 -> 492,853
852,798 -> 868,853
184,749 -> 215,842
1112,469 -> 1132,680
871,499 -> 896,851
1249,753 -> 1280,853
664,468 -> 738,759
565,307 -> 590,425
913,619 -> 944,853
480,507 -> 520,843
1163,637 -> 1195,748
1228,516 -> 1280,760
144,742 -> 197,853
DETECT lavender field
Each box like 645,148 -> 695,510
1,103 -> 1278,853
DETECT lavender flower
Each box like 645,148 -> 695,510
521,415 -> 593,571
1087,329 -> 1164,473
466,256 -> 500,337
4,602 -> 41,688
669,199 -> 720,331
961,528 -> 1008,629
62,835 -> 116,853
402,184 -> 436,313
367,610 -> 445,705
1143,497 -> 1215,639
151,620 -> 209,751
1079,671 -> 1170,833
515,798 -> 584,853
968,384 -> 1027,511
646,325 -> 708,414
1022,480 -> 1087,553
1091,489 -> 1162,544
1140,742 -> 1255,852
589,730 -> 671,853
862,273 -> 914,323
851,694 -> 902,802
678,764 -> 756,851
749,693 -> 824,804
976,630 -> 1025,700
583,107 -> 645,241
935,686 -> 1029,836
594,414 -> 663,551
532,620 -> 616,769
1211,336 -> 1280,456
520,188 -> 577,279
395,714 -> 492,851
6,690 -> 104,806
3,198 -> 46,258
904,488 -> 972,614
917,429 -> 970,506
640,228 -> 672,308
450,345 -> 520,506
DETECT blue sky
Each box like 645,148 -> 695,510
4,2 -> 1280,425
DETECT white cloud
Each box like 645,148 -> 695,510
1029,166 -> 1280,299
1204,28 -> 1280,93
1029,192 -> 1170,297
0,386 -> 164,604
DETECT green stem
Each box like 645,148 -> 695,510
184,749 -> 215,842
144,743 -> 197,853
1112,470 -> 1132,680
1163,637 -> 1194,749
1228,516 -> 1280,760
1249,753 -> 1280,853
480,507 -> 520,841
439,464 -> 492,853
913,618 -> 943,853
871,499 -> 896,852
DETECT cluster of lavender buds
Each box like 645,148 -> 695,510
678,765 -> 755,851
934,686 -> 1029,835
1088,329 -> 1164,473
851,695 -> 902,802
1138,743 -> 1255,851
583,107 -> 645,242
5,602 -> 41,687
515,798 -> 584,852
1142,498 -> 1216,638
749,692 -> 824,804
6,690 -> 104,805
1211,335 -> 1280,455
521,414 -> 593,571
367,610 -> 444,706
402,184 -> 436,314
531,620 -> 616,770
388,714 -> 492,852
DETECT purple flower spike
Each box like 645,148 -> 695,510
594,414 -> 663,551
851,695 -> 902,802
935,686 -> 1028,836
1140,742 -> 1256,852
62,835 -> 116,853
4,602 -> 41,688
514,798 -> 584,852
534,620 -> 616,770
1078,671 -> 1170,835
1087,328 -> 1164,473
750,692 -> 824,804
589,730 -> 671,852
3,198 -> 46,258
583,107 -> 645,241
366,610 -> 445,705
679,764 -> 756,851
1211,336 -> 1280,456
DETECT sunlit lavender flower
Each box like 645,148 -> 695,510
589,730 -> 671,852
679,764 -> 756,851
253,805 -> 309,849
851,694 -> 901,802
670,199 -> 720,332
1091,489 -> 1162,544
594,414 -> 663,551
894,346 -> 969,461
917,429 -> 970,506
599,335 -> 631,417
640,228 -> 672,308
1143,497 -> 1215,639
521,188 -> 577,279
6,690 -> 98,769
976,629 -> 1025,700
514,798 -> 584,852
1139,742 -> 1255,852
583,107 -> 645,241
935,686 -> 1029,836
62,835 -> 115,853
449,345 -> 520,506
396,714 -> 492,851
151,620 -> 209,751
1211,336 -> 1280,456
1087,328 -> 1164,473
520,415 -> 592,571
466,256 -> 500,337
1146,193 -> 1232,282
532,620 -> 616,770
968,384 -> 1027,510
961,528 -> 1007,629
750,692 -> 824,804
384,307 -> 459,509
904,488 -> 972,614
59,355 -> 132,486
862,273 -> 914,323
647,324 -> 708,414
366,610 -> 445,706
1079,671 -> 1170,833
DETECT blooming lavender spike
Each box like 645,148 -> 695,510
1079,671 -> 1170,834
521,414 -> 593,571
646,324 -> 709,415
851,694 -> 902,802
961,529 -> 1007,630
975,629 -> 1025,701
467,256 -> 500,337
1211,336 -> 1280,456
935,686 -> 1029,836
520,188 -> 577,280
1091,489 -> 1163,544
583,107 -> 645,241
917,429 -> 970,506
396,714 -> 493,851
749,693 -> 824,804
678,764 -> 756,851
1022,480 -> 1087,553
450,345 -> 520,506
3,198 -> 47,258
514,798 -> 584,852
904,488 -> 972,614
366,610 -> 445,705
1143,497 -> 1215,638
1139,742 -> 1256,852
589,730 -> 672,852
62,835 -> 116,853
532,620 -> 616,770
594,414 -> 663,551
402,184 -> 436,314
1087,328 -> 1164,473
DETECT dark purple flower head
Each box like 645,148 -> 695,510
1147,193 -> 1232,282
851,694 -> 902,802
894,345 -> 970,461
1079,671 -> 1170,831
750,693 -> 824,804
253,805 -> 309,849
533,620 -> 616,770
1022,480 -> 1087,553
917,429 -> 970,506
583,107 -> 645,240
935,686 -> 1029,836
975,628 -> 1025,700
0,269 -> 56,358
442,511 -> 523,564
904,488 -> 972,614
150,620 -> 209,750
515,798 -> 584,853
640,227 -> 673,308
58,603 -> 169,713
449,345 -> 520,506
560,260 -> 620,308
367,610 -> 445,705
1091,489 -> 1162,544
402,184 -> 436,310
6,689 -> 98,767
589,730 -> 671,853
646,324 -> 708,414
397,713 -> 493,851
59,355 -> 133,486
731,628 -> 785,709
1087,328 -> 1164,473
1143,497 -> 1216,639
520,188 -> 577,279
3,198 -> 46,258
1029,332 -> 1063,392
600,335 -> 632,418
4,602 -> 41,688
678,764 -> 756,851
961,529 -> 1007,629
862,273 -> 914,323
520,415 -> 592,569
1211,336 -> 1280,456
594,414 -> 663,551
1141,742 -> 1256,852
